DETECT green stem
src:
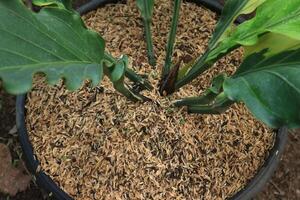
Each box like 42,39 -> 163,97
162,0 -> 182,77
136,0 -> 156,66
112,80 -> 145,102
187,93 -> 233,114
103,61 -> 144,102
125,68 -> 153,90
103,52 -> 152,102
104,52 -> 153,90
103,51 -> 115,63
143,18 -> 156,66
173,90 -> 218,107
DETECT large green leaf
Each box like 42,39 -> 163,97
223,49 -> 300,128
208,0 -> 300,61
0,0 -> 104,94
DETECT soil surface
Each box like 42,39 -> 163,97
0,0 -> 299,200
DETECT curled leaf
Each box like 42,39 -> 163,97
209,0 -> 300,60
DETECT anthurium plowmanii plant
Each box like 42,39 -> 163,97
0,0 -> 299,129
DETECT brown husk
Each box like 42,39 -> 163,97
26,0 -> 275,199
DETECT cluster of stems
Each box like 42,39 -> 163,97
103,52 -> 152,102
138,0 -> 234,113
69,0 -> 235,113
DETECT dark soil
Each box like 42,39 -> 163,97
0,91 -> 50,200
256,130 -> 300,200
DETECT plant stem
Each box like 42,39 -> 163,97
161,0 -> 182,78
125,68 -> 153,90
174,42 -> 240,91
143,18 -> 156,66
187,93 -> 233,114
103,52 -> 152,102
173,90 -> 218,107
112,80 -> 144,102
103,51 -> 115,63
136,0 -> 155,66
104,52 -> 153,90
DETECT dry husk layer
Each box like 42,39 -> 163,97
26,0 -> 275,199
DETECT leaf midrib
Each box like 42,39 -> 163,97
0,61 -> 95,71
264,70 -> 300,95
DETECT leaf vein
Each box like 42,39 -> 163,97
0,61 -> 94,71
38,9 -> 94,61
0,27 -> 66,61
2,5 -> 85,61
264,70 -> 300,95
0,48 -> 39,63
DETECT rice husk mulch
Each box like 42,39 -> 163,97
26,0 -> 275,199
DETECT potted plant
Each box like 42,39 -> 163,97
0,0 -> 299,199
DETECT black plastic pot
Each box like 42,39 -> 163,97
16,1 -> 289,200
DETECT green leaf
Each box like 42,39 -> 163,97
208,0 -> 300,61
209,0 -> 266,49
105,55 -> 127,82
0,0 -> 104,94
245,33 -> 300,57
223,49 -> 300,128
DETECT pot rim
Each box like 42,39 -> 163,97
16,1 -> 289,199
